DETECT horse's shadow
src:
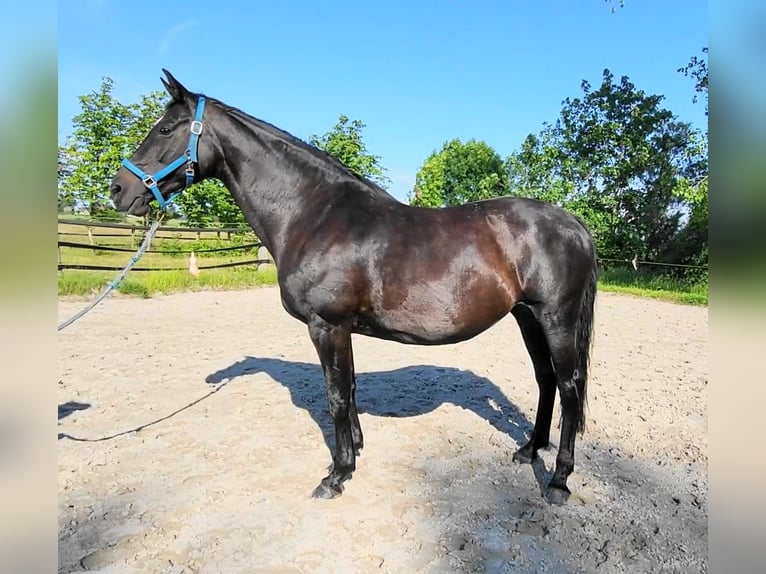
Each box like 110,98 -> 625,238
58,401 -> 90,420
206,356 -> 552,492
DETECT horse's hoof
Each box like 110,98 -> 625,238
545,486 -> 570,506
512,448 -> 535,465
311,481 -> 343,500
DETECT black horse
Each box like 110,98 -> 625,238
110,70 -> 598,505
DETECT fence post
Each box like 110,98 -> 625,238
257,245 -> 275,273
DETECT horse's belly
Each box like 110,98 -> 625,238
359,280 -> 512,345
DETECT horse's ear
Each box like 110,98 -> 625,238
161,69 -> 190,102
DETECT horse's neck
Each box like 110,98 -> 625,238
211,114 -> 318,266
210,106 -> 396,266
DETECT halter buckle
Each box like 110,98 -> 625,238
142,174 -> 157,189
190,120 -> 203,135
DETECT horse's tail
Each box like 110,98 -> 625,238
575,260 -> 598,434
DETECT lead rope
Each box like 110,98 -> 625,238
57,217 -> 163,332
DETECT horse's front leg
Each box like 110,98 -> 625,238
308,318 -> 356,499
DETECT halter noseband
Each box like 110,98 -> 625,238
121,96 -> 206,209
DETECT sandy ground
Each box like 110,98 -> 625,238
58,287 -> 707,574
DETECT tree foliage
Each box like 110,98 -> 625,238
505,132 -> 574,205
59,77 -> 152,216
57,149 -> 76,212
507,69 -> 707,265
175,180 -> 246,227
678,47 -> 708,116
310,115 -> 390,188
411,139 -> 507,207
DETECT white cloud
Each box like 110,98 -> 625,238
158,20 -> 198,55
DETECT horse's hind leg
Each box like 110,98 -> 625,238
349,348 -> 364,455
510,304 -> 557,464
537,307 -> 586,505
307,318 -> 357,499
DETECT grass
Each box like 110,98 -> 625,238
58,267 -> 279,298
598,267 -> 708,305
58,221 -> 708,305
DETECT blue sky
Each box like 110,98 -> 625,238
58,0 -> 707,202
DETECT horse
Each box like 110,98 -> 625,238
110,70 -> 598,505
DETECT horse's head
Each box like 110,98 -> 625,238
110,70 -> 214,216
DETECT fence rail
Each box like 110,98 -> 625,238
598,256 -> 708,271
58,218 -> 251,234
58,231 -> 245,240
58,240 -> 263,255
58,218 -> 272,273
59,260 -> 272,272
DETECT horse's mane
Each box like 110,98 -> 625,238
200,93 -> 391,199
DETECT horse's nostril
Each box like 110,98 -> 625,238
110,183 -> 122,197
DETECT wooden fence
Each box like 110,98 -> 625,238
57,218 -> 273,272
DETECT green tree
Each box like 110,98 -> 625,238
508,69 -> 707,263
410,139 -> 506,207
505,131 -> 574,205
678,47 -> 708,116
665,131 -> 708,267
59,77 -> 140,216
175,179 -> 245,227
57,149 -> 76,212
675,47 -> 708,262
310,114 -> 390,187
126,91 -> 168,145
410,152 -> 446,207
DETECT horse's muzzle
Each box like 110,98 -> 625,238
110,179 -> 150,215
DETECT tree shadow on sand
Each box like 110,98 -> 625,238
205,355 -> 554,494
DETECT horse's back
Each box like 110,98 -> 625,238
350,194 -> 595,296
349,196 -> 592,342
279,192 -> 595,341
385,196 -> 596,292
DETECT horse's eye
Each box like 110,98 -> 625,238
159,126 -> 172,135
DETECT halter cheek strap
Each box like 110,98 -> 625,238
121,97 -> 206,209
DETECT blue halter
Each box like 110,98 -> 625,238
121,97 -> 206,209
